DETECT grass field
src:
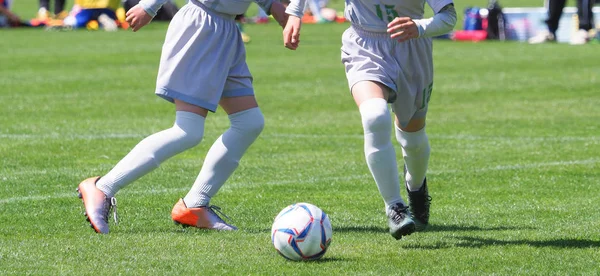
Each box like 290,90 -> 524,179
2,1 -> 600,275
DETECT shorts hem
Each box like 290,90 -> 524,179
155,87 -> 218,112
222,87 -> 254,98
348,78 -> 397,93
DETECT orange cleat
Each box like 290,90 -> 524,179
77,177 -> 117,234
171,199 -> 237,231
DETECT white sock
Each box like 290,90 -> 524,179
359,98 -> 404,209
183,107 -> 264,207
395,125 -> 430,191
96,111 -> 205,197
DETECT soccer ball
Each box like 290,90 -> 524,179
271,203 -> 332,261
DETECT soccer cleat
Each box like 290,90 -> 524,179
404,166 -> 432,231
528,30 -> 556,44
77,176 -> 118,234
387,203 -> 416,240
406,179 -> 432,231
171,199 -> 237,231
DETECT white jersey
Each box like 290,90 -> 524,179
345,0 -> 453,32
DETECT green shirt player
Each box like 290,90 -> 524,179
286,0 -> 457,240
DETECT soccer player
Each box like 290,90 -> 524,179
59,0 -> 121,31
77,0 -> 301,234
287,0 -> 456,239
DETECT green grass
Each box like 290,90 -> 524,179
1,1 -> 600,275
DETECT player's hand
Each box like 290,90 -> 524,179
387,17 -> 419,42
126,4 -> 153,32
283,15 -> 301,50
270,1 -> 289,28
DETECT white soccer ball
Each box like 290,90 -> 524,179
271,203 -> 333,261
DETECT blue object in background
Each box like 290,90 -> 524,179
464,7 -> 483,31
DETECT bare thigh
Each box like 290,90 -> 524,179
351,81 -> 426,132
175,99 -> 209,117
219,96 -> 259,115
351,81 -> 391,106
396,116 -> 426,132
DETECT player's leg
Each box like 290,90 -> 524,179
547,0 -> 567,36
53,0 -> 67,19
342,26 -> 415,239
175,96 -> 263,230
352,81 -> 415,240
37,0 -> 51,20
78,2 -> 225,233
577,0 -> 595,31
395,115 -> 431,231
529,0 -> 566,43
570,0 -> 595,44
79,100 -> 207,234
170,5 -> 254,230
183,96 -> 262,208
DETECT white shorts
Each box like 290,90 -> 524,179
341,25 -> 434,127
155,0 -> 253,112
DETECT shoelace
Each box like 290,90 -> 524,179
207,205 -> 233,223
102,197 -> 118,225
389,204 -> 409,223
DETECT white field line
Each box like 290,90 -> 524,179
1,132 -> 599,142
0,158 -> 598,205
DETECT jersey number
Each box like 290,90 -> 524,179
375,4 -> 399,22
421,83 -> 433,109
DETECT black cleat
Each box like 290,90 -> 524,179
387,203 -> 416,240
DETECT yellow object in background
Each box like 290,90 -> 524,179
75,0 -> 120,10
116,7 -> 126,22
86,20 -> 99,30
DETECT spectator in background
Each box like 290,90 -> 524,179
529,0 -> 596,45
57,0 -> 120,31
37,0 -> 68,21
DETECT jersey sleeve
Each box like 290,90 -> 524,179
139,0 -> 169,17
285,0 -> 306,17
426,0 -> 454,14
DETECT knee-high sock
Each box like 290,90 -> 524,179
360,98 -> 404,209
183,107 -> 264,207
96,111 -> 205,197
395,125 -> 430,191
